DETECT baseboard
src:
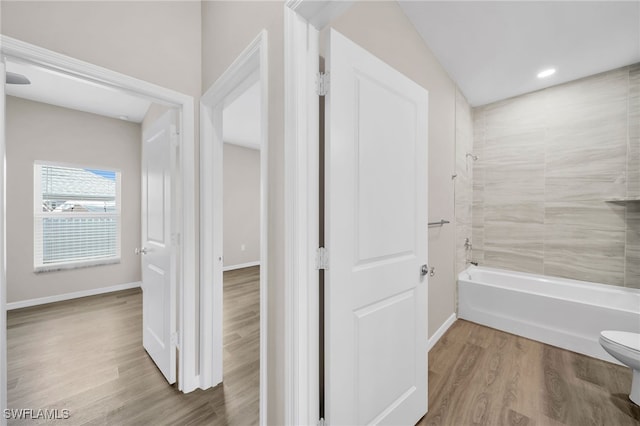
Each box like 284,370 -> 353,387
223,261 -> 261,272
427,313 -> 457,352
6,281 -> 142,310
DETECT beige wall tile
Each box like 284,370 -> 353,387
471,65 -> 638,288
626,203 -> 640,288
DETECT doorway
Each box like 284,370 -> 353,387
0,35 -> 198,415
283,6 -> 430,423
199,31 -> 268,424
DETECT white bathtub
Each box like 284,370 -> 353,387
458,266 -> 640,364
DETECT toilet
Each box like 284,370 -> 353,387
600,330 -> 640,405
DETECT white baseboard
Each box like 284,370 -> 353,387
427,313 -> 457,352
223,261 -> 261,272
6,281 -> 142,310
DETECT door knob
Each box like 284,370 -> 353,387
421,264 -> 429,276
135,247 -> 148,255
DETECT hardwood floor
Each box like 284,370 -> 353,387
7,266 -> 260,425
9,276 -> 638,426
419,320 -> 640,426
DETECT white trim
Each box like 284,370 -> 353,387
0,36 -> 198,400
6,281 -> 142,311
34,257 -> 121,273
0,59 -> 7,424
223,140 -> 261,151
200,30 -> 269,426
286,0 -> 354,29
427,313 -> 457,352
284,2 -> 355,425
222,261 -> 261,272
284,7 -> 321,426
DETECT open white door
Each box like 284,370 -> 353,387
325,29 -> 429,425
140,109 -> 177,384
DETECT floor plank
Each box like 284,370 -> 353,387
10,276 -> 637,426
419,320 -> 640,426
7,266 -> 260,425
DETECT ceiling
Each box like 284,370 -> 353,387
223,81 -> 261,150
6,2 -> 638,114
5,60 -> 151,123
398,1 -> 640,106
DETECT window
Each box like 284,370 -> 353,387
34,163 -> 121,272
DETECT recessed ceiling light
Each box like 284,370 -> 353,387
118,115 -> 129,121
537,68 -> 556,79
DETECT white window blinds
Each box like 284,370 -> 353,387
34,163 -> 121,272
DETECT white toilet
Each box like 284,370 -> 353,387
599,330 -> 640,405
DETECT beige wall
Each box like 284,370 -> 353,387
223,143 -> 260,268
6,96 -> 141,303
1,1 -> 201,98
142,103 -> 172,131
329,1 -> 458,338
472,64 -> 640,288
201,2 -> 285,423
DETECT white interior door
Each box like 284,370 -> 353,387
141,109 -> 177,384
325,29 -> 429,425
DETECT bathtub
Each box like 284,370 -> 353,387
458,266 -> 640,364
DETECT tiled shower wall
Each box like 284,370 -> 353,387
455,89 -> 474,274
471,64 -> 640,288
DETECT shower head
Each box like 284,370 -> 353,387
466,152 -> 478,161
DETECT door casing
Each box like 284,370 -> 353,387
199,30 -> 269,425
0,59 -> 7,421
0,36 -> 199,415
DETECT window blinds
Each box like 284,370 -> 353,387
34,164 -> 121,272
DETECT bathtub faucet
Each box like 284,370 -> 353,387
467,260 -> 478,266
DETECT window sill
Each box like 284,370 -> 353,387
34,257 -> 121,273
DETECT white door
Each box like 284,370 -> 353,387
140,110 -> 177,384
325,29 -> 429,425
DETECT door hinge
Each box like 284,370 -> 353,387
316,247 -> 329,270
171,332 -> 180,349
316,72 -> 329,96
317,418 -> 326,426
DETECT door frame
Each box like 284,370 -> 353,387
199,30 -> 269,424
0,59 -> 6,420
283,2 -> 352,425
0,36 -> 199,405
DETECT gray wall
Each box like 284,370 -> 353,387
6,96 -> 142,302
223,144 -> 260,268
329,1 -> 458,338
471,64 -> 640,288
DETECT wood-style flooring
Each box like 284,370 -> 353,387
419,319 -> 640,426
7,266 -> 260,425
9,275 -> 638,426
